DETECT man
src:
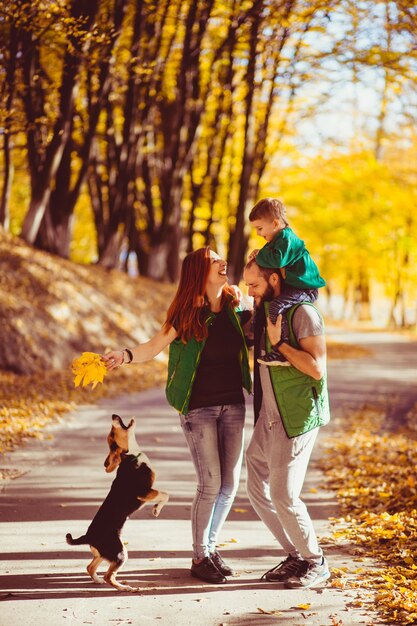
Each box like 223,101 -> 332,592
243,258 -> 330,588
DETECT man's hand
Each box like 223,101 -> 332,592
267,315 -> 282,347
248,249 -> 260,262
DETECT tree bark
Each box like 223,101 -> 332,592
0,22 -> 18,230
227,4 -> 263,283
20,0 -> 100,246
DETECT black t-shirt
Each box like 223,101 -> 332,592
188,307 -> 245,411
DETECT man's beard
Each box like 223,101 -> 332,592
255,283 -> 275,307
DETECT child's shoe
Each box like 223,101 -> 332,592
257,351 -> 291,367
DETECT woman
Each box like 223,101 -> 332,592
103,247 -> 252,584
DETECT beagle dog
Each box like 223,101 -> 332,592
66,414 -> 169,591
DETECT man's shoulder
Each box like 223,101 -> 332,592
291,302 -> 322,316
290,303 -> 324,338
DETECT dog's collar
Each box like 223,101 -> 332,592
124,452 -> 142,462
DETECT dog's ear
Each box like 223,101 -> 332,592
127,417 -> 136,429
112,414 -> 127,429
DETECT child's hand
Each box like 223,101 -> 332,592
248,249 -> 260,261
266,315 -> 282,347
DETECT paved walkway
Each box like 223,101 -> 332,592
1,328 -> 416,626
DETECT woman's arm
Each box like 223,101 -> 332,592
103,325 -> 178,371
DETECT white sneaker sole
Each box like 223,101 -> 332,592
257,359 -> 291,367
285,570 -> 330,589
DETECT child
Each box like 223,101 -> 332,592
249,197 -> 325,366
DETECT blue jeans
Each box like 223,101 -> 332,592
180,403 -> 246,560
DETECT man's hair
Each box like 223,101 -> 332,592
249,197 -> 288,226
245,257 -> 281,281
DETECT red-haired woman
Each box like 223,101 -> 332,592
104,247 -> 252,584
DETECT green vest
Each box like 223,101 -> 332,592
166,306 -> 252,415
265,302 -> 330,438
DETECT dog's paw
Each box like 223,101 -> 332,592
153,494 -> 169,517
152,504 -> 161,517
91,576 -> 105,584
120,581 -> 140,592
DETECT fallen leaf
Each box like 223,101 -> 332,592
257,608 -> 281,615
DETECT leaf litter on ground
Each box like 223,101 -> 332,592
319,403 -> 417,624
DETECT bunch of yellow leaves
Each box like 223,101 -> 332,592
72,352 -> 107,389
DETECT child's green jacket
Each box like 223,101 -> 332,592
257,227 -> 326,289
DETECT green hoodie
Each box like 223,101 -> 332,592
256,227 -> 326,290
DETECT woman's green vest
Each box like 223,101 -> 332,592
166,306 -> 252,415
265,302 -> 330,438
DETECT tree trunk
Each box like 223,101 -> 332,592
0,22 -> 18,230
227,6 -> 262,283
20,0 -> 100,245
0,132 -> 13,231
355,271 -> 372,321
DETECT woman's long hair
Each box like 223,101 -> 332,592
164,247 -> 238,342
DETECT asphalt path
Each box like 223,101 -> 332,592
1,327 -> 416,626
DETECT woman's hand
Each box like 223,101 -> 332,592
102,350 -> 125,371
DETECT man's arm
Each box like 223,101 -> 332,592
266,316 -> 326,380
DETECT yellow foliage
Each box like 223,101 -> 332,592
71,352 -> 107,389
320,406 -> 417,624
0,362 -> 167,455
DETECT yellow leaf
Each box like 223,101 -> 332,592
296,603 -> 311,610
71,352 -> 107,389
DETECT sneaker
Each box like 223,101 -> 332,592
210,550 -> 234,576
257,352 -> 291,367
285,557 -> 330,588
190,556 -> 227,584
260,555 -> 306,582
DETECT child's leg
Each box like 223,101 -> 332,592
280,283 -> 318,305
257,296 -> 291,366
258,288 -> 318,367
268,287 -> 318,326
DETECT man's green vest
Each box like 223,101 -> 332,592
265,302 -> 330,438
166,306 -> 252,415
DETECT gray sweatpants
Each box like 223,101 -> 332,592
246,412 -> 323,564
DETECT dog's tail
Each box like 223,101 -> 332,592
66,533 -> 89,545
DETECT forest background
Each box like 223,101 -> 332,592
1,0 -> 417,328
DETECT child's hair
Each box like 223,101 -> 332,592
249,197 -> 288,227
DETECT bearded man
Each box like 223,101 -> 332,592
243,258 -> 330,589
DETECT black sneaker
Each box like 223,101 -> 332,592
257,351 -> 291,367
191,556 -> 227,584
260,555 -> 306,582
210,550 -> 234,576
